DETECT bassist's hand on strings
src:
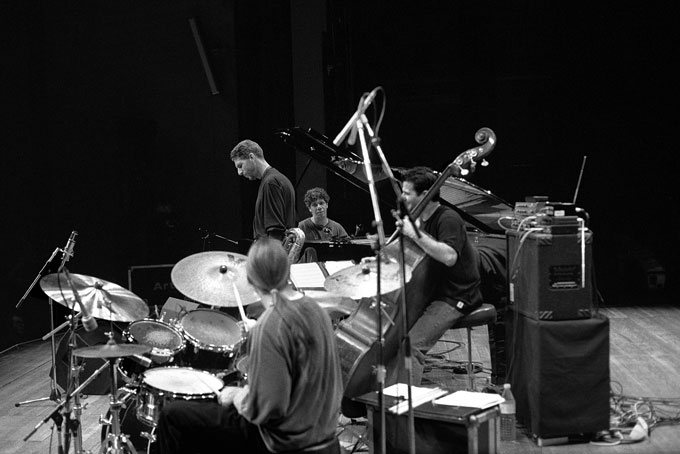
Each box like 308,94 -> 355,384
392,210 -> 421,241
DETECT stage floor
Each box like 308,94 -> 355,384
2,303 -> 679,454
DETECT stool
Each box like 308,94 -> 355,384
449,303 -> 496,390
285,436 -> 340,454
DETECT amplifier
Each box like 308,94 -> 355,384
506,229 -> 594,320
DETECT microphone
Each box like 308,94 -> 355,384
347,87 -> 380,146
63,269 -> 98,332
129,354 -> 152,368
58,231 -> 78,270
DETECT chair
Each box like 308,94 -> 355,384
449,303 -> 497,390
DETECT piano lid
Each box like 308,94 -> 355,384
277,127 -> 513,233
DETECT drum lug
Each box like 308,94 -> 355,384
99,414 -> 112,426
141,430 -> 157,443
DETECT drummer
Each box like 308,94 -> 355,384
156,238 -> 343,454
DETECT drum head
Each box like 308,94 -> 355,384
142,367 -> 223,395
128,319 -> 184,355
180,309 -> 243,351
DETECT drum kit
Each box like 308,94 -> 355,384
25,250 -> 261,454
24,245 -> 381,453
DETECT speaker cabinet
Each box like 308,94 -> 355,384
506,310 -> 610,439
506,229 -> 594,320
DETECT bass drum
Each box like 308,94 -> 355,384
100,388 -> 156,454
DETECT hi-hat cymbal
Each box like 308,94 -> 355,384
40,273 -> 149,322
74,341 -> 152,359
171,251 -> 260,307
324,258 -> 411,299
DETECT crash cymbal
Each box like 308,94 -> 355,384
40,273 -> 149,322
74,341 -> 152,359
171,251 -> 260,307
324,258 -> 411,299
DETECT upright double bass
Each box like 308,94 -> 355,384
333,128 -> 497,399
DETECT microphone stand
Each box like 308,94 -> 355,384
359,114 -> 417,454
23,360 -> 110,443
354,116 -> 388,454
14,246 -> 64,407
200,227 -> 238,252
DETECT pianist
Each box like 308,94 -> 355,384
298,187 -> 349,241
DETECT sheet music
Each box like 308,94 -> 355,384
383,384 -> 448,415
323,260 -> 355,276
290,263 -> 327,289
433,390 -> 504,409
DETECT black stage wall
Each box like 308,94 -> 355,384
1,0 -> 297,350
2,1 -> 678,350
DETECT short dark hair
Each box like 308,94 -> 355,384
402,166 -> 440,199
230,139 -> 264,161
303,187 -> 330,208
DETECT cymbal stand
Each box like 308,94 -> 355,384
100,354 -> 136,454
62,277 -> 88,454
14,246 -> 64,406
23,360 -> 110,446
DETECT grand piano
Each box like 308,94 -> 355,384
276,126 -> 513,248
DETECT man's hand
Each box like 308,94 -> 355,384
396,215 -> 420,241
218,386 -> 243,407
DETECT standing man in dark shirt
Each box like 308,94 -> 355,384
230,140 -> 296,241
390,166 -> 482,385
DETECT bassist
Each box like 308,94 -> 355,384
388,166 -> 482,386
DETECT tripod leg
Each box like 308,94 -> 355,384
15,299 -> 64,407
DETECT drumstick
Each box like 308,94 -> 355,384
194,373 -> 224,395
232,282 -> 250,331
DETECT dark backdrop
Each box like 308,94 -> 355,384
2,0 -> 676,349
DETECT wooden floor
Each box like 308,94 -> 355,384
2,302 -> 680,454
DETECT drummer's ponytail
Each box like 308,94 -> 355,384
246,238 -> 289,294
270,288 -> 280,306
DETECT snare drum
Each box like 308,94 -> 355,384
136,367 -> 223,427
123,319 -> 185,365
179,309 -> 244,371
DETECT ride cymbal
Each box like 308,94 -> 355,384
40,273 -> 149,322
324,258 -> 411,299
171,251 -> 260,307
